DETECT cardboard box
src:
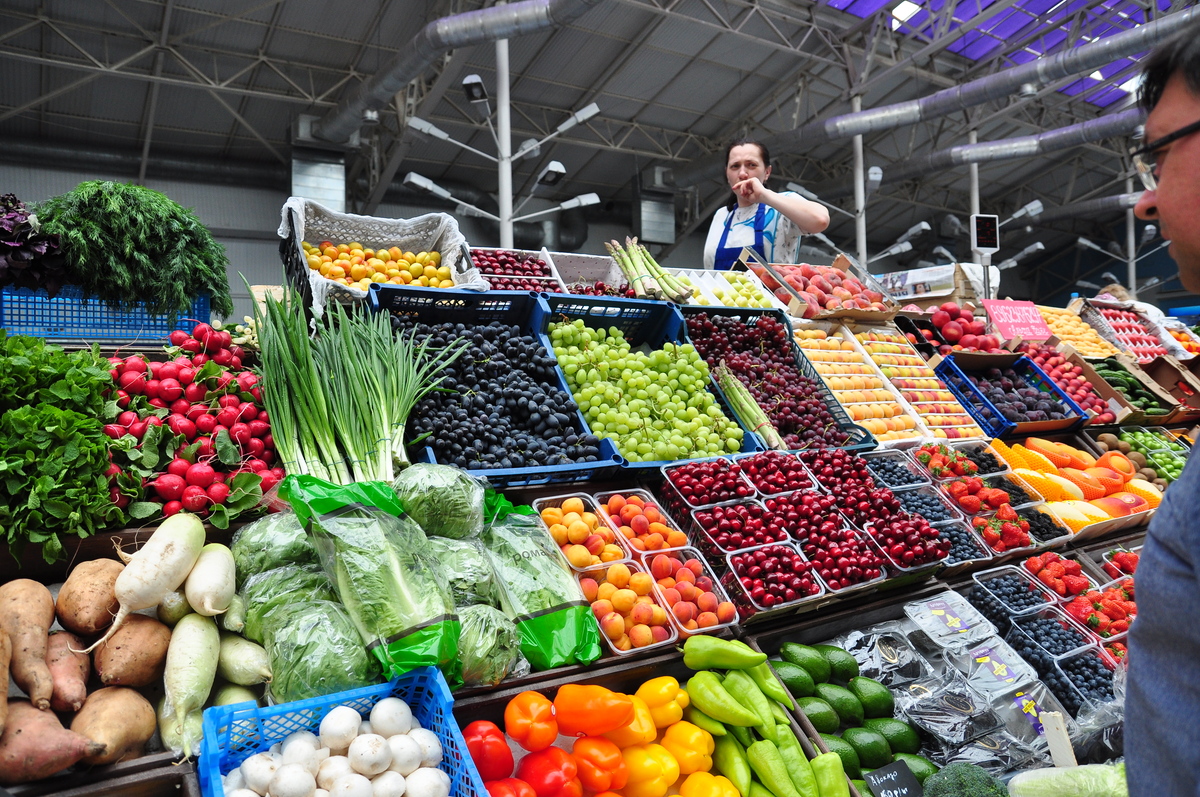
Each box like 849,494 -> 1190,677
1112,353 -> 1185,423
1136,355 -> 1200,424
1055,342 -> 1139,425
737,249 -> 899,322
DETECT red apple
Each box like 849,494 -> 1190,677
942,321 -> 964,343
931,310 -> 951,329
940,302 -> 961,320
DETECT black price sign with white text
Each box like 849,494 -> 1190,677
863,760 -> 923,797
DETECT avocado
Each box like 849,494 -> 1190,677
797,697 -> 840,734
892,753 -> 939,784
819,733 -> 862,779
813,644 -> 860,682
814,682 -> 864,727
780,643 -> 832,683
851,780 -> 874,797
771,660 -> 816,698
848,676 -> 895,719
841,727 -> 893,770
863,718 -> 921,755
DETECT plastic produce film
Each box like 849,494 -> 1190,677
240,563 -> 337,643
282,474 -> 462,685
483,512 -> 602,670
828,620 -> 933,686
229,511 -> 316,586
458,604 -> 522,687
895,670 -> 1002,746
1007,762 -> 1128,797
426,536 -> 498,608
261,599 -> 383,703
392,463 -> 486,539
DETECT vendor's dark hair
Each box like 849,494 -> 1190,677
1140,18 -> 1200,111
725,138 -> 771,169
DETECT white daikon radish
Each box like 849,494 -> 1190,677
163,613 -> 220,756
218,633 -> 272,685
186,543 -> 237,615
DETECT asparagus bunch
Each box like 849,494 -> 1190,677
714,364 -> 785,450
606,238 -> 693,303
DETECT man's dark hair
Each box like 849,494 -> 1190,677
1140,18 -> 1200,111
725,138 -> 771,169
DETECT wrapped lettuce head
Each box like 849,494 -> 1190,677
262,600 -> 382,703
241,564 -> 337,643
458,604 -> 521,687
230,512 -> 315,586
392,463 -> 485,539
427,537 -> 497,608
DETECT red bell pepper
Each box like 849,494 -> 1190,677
515,746 -> 583,797
486,779 -> 538,797
464,720 -> 515,782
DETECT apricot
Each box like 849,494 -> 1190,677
629,624 -> 654,648
606,563 -> 631,589
630,515 -> 650,535
666,530 -> 689,548
696,612 -> 719,628
684,559 -> 703,577
643,533 -> 665,550
630,602 -> 655,625
560,496 -> 586,515
672,602 -> 697,624
606,494 -> 627,513
611,588 -> 638,613
547,523 -> 569,546
580,578 -> 599,602
613,634 -> 632,651
676,582 -> 697,603
600,544 -> 625,562
627,495 -> 645,508
675,567 -> 696,584
628,572 -> 653,596
716,602 -> 737,624
565,545 -> 593,568
597,582 -> 618,602
650,625 -> 672,643
567,521 -> 593,544
696,592 -> 719,614
650,605 -> 669,626
658,577 -> 676,591
590,598 -> 613,620
661,587 -> 681,606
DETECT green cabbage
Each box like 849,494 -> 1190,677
240,564 -> 336,643
427,537 -> 497,608
392,464 -> 485,539
230,512 -> 315,586
1007,763 -> 1127,797
262,600 -> 382,703
484,514 -> 585,615
458,604 -> 521,687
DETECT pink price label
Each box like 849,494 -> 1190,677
981,300 -> 1054,342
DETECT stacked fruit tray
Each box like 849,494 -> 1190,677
1093,306 -> 1176,361
667,267 -> 785,310
848,326 -> 986,440
1036,306 -> 1123,358
471,247 -> 569,293
792,322 -> 929,445
933,355 -> 1087,438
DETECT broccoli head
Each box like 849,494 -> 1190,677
922,762 -> 1007,797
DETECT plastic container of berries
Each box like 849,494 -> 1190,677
688,498 -> 788,559
947,440 -> 1010,477
593,488 -> 692,559
861,513 -> 951,585
1005,606 -> 1096,662
982,473 -> 1042,510
935,519 -> 994,579
721,541 -> 827,617
862,449 -> 930,491
1015,503 -> 1073,550
1050,646 -> 1118,717
732,450 -> 817,496
660,457 -> 757,512
894,485 -> 964,525
970,566 -> 1058,622
797,448 -> 873,493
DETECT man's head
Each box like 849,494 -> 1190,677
1134,19 -> 1200,289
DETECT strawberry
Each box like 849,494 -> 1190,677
1044,561 -> 1066,579
951,460 -> 969,476
915,449 -> 933,465
986,489 -> 1010,509
1113,551 -> 1140,574
995,503 -> 1019,522
1103,562 -> 1122,579
1062,575 -> 1091,596
1087,612 -> 1113,635
1002,523 -> 1029,550
981,526 -> 1002,546
1024,554 -> 1045,574
972,516 -> 989,530
929,463 -> 948,478
1041,551 -> 1062,563
964,477 -> 984,494
958,494 -> 983,514
1107,641 -> 1128,659
961,459 -> 979,476
1018,519 -> 1030,532
1101,599 -> 1128,620
1062,560 -> 1082,576
947,481 -> 970,499
1110,619 -> 1130,634
1065,596 -> 1092,622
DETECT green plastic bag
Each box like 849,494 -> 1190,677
282,475 -> 462,686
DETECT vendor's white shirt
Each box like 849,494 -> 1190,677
702,195 -> 802,269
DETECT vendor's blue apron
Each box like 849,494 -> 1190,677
713,203 -> 767,271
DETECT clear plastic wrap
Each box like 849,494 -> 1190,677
262,599 -> 383,704
827,621 -> 934,686
392,463 -> 486,539
458,604 -> 522,687
1007,762 -> 1128,797
427,536 -> 498,608
230,512 -> 315,586
904,591 -> 996,649
895,671 -> 1001,746
241,564 -> 337,643
945,636 -> 1037,698
929,729 -> 1042,776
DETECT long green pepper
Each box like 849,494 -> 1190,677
713,734 -> 753,797
686,705 -> 727,737
810,753 -> 850,797
684,635 -> 767,670
774,726 -> 820,797
747,741 -> 803,797
749,661 -> 796,709
688,672 -> 762,727
724,669 -> 777,742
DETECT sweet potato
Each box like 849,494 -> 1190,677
0,700 -> 106,784
69,688 -> 155,766
56,559 -> 124,636
0,580 -> 55,710
0,629 -> 10,735
46,632 -> 90,713
92,614 -> 172,688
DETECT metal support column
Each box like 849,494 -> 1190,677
497,38 -> 514,249
1126,176 -> 1137,299
969,129 -> 981,264
852,95 -> 867,268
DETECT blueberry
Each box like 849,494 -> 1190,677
865,457 -> 921,488
940,524 -> 987,564
898,490 -> 955,523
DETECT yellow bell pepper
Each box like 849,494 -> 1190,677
660,721 -> 714,775
679,771 -> 741,797
621,743 -> 680,797
636,676 -> 691,729
603,695 -> 657,748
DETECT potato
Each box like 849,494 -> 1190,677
0,629 -> 10,734
93,615 -> 172,688
0,700 -> 105,784
56,559 -> 125,636
46,632 -> 89,713
0,580 -> 55,710
69,688 -> 156,766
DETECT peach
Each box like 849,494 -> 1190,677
565,545 -> 593,568
606,494 -> 626,513
695,576 -> 714,593
650,554 -> 675,580
627,495 -> 645,508
613,634 -> 632,651
650,605 -> 669,626
630,602 -> 655,626
696,611 -> 719,628
644,506 -> 663,524
675,567 -> 696,584
716,602 -> 737,624
591,599 -> 614,620
619,504 -> 641,524
628,572 -> 653,596
684,559 -> 703,577
611,588 -> 638,613
635,595 -> 655,605
596,526 -> 616,544
666,530 -> 689,548
650,625 -> 672,643
580,578 -> 599,602
600,611 -> 625,641
673,602 -> 697,624
630,515 -> 650,535
606,563 -> 631,589
662,587 -> 681,606
583,534 -> 606,555
658,577 -> 676,591
628,624 -> 654,648
676,582 -> 697,603
597,582 -> 618,602
683,619 -> 699,631
696,592 -> 719,614
643,533 -> 665,550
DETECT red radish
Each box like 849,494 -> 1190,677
149,361 -> 164,377
177,367 -> 196,386
212,349 -> 233,366
207,483 -> 231,504
181,485 -> 208,512
211,471 -> 227,484
173,355 -> 191,366
245,458 -> 268,473
118,371 -> 146,394
236,372 -> 258,391
116,390 -> 131,409
257,410 -> 269,424
145,415 -> 163,428
215,408 -> 238,428
128,420 -> 148,439
261,449 -> 275,465
237,405 -> 258,423
194,437 -> 215,459
110,486 -> 129,508
169,399 -> 191,416
192,323 -> 213,342
217,395 -> 241,409
217,330 -> 232,349
196,414 -> 217,434
251,387 -> 262,403
108,356 -> 124,367
162,500 -> 183,517
181,339 -> 201,354
192,353 -> 209,367
143,379 -> 161,399
249,420 -> 270,439
103,424 -> 127,440
117,410 -> 138,427
148,398 -> 168,409
229,356 -> 243,371
158,378 -> 184,403
185,403 -> 208,422
167,416 -> 197,440
184,382 -> 207,403
123,356 -> 147,374
245,437 -> 266,458
185,462 -> 216,488
105,463 -> 122,479
169,330 -> 190,346
215,373 -> 235,391
229,422 -> 252,446
259,472 -> 281,493
270,467 -> 285,480
167,459 -> 192,478
109,368 -> 120,382
230,346 -> 245,360
153,473 -> 187,501
263,433 -> 275,450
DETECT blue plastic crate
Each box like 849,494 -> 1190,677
199,667 -> 484,797
539,293 -> 763,470
934,354 -> 1087,439
0,285 -> 209,342
368,286 -> 623,487
677,305 -> 876,454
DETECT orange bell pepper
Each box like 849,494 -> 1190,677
621,743 -> 680,797
571,736 -> 629,793
679,771 -> 740,797
660,721 -> 714,775
602,695 -> 658,748
553,684 -> 634,738
636,676 -> 690,728
504,691 -> 558,752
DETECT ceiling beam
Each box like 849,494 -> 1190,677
136,0 -> 176,183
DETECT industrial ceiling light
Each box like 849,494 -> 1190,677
1076,279 -> 1102,290
1000,199 -> 1043,226
462,74 -> 488,104
1101,271 -> 1122,284
866,166 -> 883,195
556,103 -> 600,134
518,138 -> 541,160
868,240 -> 913,263
996,241 -> 1045,270
361,109 -> 380,127
408,117 -> 450,141
895,221 -> 931,245
1106,241 -> 1126,258
1076,237 -> 1109,255
931,246 -> 956,263
1141,224 -> 1158,245
941,214 -> 966,238
812,232 -> 843,252
786,182 -> 856,219
403,172 -> 452,200
1019,82 -> 1039,98
536,160 -> 566,188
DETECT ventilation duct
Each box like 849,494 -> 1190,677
675,6 -> 1198,188
811,108 -> 1144,200
1031,193 -> 1140,223
312,0 -> 604,144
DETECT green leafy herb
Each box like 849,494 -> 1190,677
35,181 -> 233,319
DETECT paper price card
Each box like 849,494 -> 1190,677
981,299 -> 1053,342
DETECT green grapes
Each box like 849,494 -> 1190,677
548,319 -> 743,462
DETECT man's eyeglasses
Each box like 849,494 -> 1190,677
1130,118 -> 1200,192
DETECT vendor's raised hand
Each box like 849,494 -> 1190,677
732,176 -> 769,204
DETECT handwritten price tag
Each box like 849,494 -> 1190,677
864,760 -> 923,797
981,300 -> 1053,342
